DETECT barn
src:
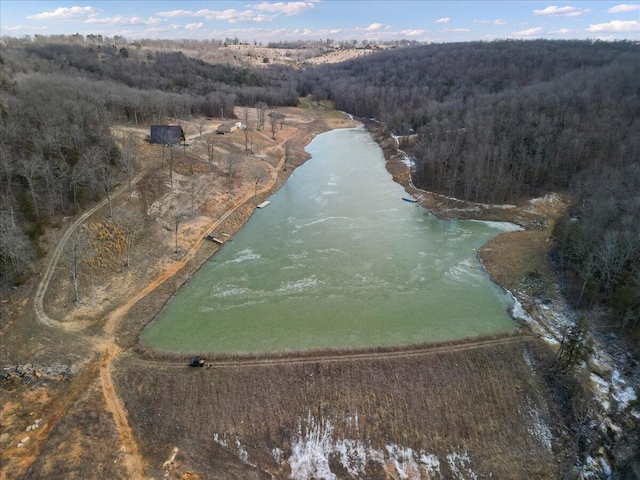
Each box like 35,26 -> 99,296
150,125 -> 185,145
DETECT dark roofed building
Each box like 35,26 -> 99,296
150,125 -> 185,145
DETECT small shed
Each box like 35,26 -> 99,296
216,122 -> 239,134
150,125 -> 185,145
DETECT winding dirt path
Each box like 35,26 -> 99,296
99,344 -> 144,479
34,175 -> 142,331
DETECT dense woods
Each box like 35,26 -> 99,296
302,40 -> 640,341
1,36 -> 638,340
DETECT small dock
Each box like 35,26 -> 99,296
257,201 -> 271,209
206,234 -> 224,244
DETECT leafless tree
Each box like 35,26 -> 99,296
17,154 -> 45,219
120,132 -> 138,202
269,112 -> 278,140
167,144 -> 176,189
250,164 -> 267,198
92,158 -> 119,218
243,107 -> 252,154
63,226 -> 94,303
192,118 -> 207,139
205,135 -> 216,165
173,212 -> 190,254
0,208 -> 33,284
225,153 -> 241,193
113,206 -> 146,268
256,102 -> 267,131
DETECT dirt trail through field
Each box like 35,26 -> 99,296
132,333 -> 533,370
34,175 -> 143,331
99,343 -> 144,479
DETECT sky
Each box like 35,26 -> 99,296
1,1 -> 639,43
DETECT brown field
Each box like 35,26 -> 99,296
115,338 -> 568,479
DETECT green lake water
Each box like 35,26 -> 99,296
141,127 -> 518,353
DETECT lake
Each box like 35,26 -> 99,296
141,127 -> 517,353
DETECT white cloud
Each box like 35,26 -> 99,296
401,29 -> 427,36
608,4 -> 640,13
27,6 -> 99,21
533,6 -> 589,17
85,16 -> 162,26
185,22 -> 204,30
493,19 -> 507,25
157,8 -> 272,23
434,17 -> 451,24
452,28 -> 471,32
511,27 -> 544,36
365,23 -> 383,31
254,2 -> 315,16
549,28 -> 572,34
586,20 -> 639,33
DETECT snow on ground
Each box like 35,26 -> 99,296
213,411 -> 482,479
526,404 -> 554,454
611,369 -> 638,411
446,451 -> 478,480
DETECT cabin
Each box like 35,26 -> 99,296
150,125 -> 185,145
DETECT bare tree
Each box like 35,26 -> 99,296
225,153 -> 241,193
243,107 -> 252,154
0,208 -> 34,284
249,164 -> 267,198
120,132 -> 138,202
256,102 -> 267,131
113,206 -> 145,268
173,213 -> 190,254
205,135 -> 216,165
17,154 -> 45,219
269,112 -> 282,140
167,144 -> 176,189
93,160 -> 119,218
192,118 -> 207,139
63,226 -> 94,303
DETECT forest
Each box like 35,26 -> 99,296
1,37 -> 638,342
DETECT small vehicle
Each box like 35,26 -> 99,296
190,356 -> 205,367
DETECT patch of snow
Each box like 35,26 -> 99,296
420,453 -> 442,478
522,345 -> 535,372
611,369 -> 637,411
289,413 -> 336,480
236,437 -> 249,463
469,219 -> 524,232
335,439 -> 367,477
509,292 -> 535,324
386,444 -> 421,480
272,447 -> 282,464
527,406 -> 553,453
446,451 -> 478,480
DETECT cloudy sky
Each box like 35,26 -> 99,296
1,1 -> 638,43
